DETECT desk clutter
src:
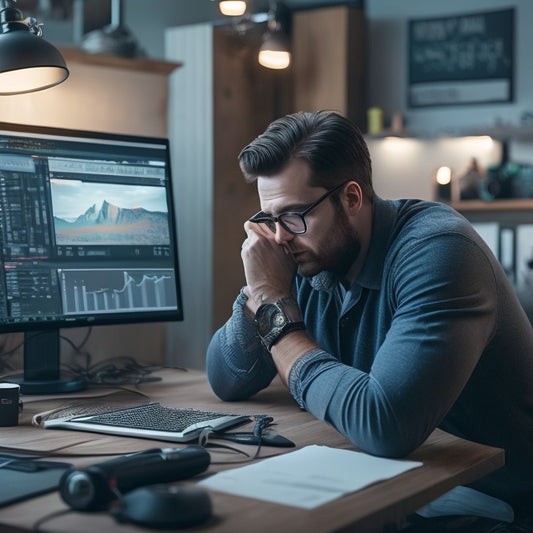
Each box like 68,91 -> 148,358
0,447 -> 214,530
0,370 -> 505,533
59,446 -> 213,529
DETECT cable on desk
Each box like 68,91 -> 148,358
198,414 -> 276,465
253,414 -> 274,457
64,355 -> 188,387
31,486 -> 123,533
58,326 -> 189,386
0,322 -> 188,386
32,508 -> 75,533
0,439 -> 96,460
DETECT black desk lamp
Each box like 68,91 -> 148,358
0,0 -> 69,95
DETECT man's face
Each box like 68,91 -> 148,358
256,159 -> 362,280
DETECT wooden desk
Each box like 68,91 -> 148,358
0,369 -> 504,533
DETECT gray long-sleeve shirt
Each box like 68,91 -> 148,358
206,197 -> 533,502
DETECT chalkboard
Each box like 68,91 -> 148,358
408,8 -> 514,107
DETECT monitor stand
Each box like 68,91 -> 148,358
12,330 -> 87,395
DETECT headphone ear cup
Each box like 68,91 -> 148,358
112,485 -> 212,529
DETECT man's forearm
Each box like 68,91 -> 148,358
270,330 -> 319,386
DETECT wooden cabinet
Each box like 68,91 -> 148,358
212,25 -> 293,330
292,5 -> 366,128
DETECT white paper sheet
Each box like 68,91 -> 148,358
199,445 -> 422,509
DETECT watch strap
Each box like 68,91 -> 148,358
268,320 -> 306,350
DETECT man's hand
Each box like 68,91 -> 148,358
241,221 -> 297,313
241,221 -> 318,386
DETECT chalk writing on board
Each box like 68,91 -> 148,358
408,8 -> 514,107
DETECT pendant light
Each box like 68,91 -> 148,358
258,1 -> 291,70
0,0 -> 69,95
81,0 -> 144,58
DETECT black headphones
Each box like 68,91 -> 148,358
59,446 -> 212,529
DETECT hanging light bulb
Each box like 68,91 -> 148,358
258,1 -> 291,70
258,29 -> 291,69
219,1 -> 247,17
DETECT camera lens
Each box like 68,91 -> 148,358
60,471 -> 96,510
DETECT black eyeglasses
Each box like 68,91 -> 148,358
248,181 -> 348,235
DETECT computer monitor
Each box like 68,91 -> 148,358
0,122 -> 183,394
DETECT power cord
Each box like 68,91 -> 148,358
198,414 -> 276,464
252,414 -> 274,457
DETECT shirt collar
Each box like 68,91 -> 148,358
309,195 -> 397,292
356,195 -> 397,290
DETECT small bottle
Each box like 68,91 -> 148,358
459,158 -> 483,200
367,107 -> 383,135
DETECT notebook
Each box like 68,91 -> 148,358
42,403 -> 252,443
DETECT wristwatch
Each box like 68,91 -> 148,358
255,298 -> 306,351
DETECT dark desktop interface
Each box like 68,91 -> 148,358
0,125 -> 182,392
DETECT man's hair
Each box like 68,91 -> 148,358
238,110 -> 373,200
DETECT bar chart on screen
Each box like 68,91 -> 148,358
59,269 -> 178,314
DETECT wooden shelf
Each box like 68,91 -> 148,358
451,199 -> 533,212
463,125 -> 533,143
365,126 -> 533,142
60,47 -> 182,75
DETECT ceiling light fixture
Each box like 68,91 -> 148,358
0,0 -> 69,95
258,1 -> 291,70
81,0 -> 144,58
218,1 -> 247,17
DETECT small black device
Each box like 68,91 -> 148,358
215,430 -> 295,447
112,484 -> 212,529
59,445 -> 210,511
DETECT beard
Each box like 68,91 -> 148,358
293,210 -> 362,280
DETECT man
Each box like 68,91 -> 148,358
206,111 -> 533,527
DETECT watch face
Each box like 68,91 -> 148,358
255,300 -> 305,350
272,311 -> 285,327
256,303 -> 286,336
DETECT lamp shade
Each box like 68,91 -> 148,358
0,21 -> 69,95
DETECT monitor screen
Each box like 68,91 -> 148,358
0,122 -> 183,394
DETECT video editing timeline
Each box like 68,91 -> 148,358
0,129 -> 179,327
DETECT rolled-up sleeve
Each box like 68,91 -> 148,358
206,289 -> 277,401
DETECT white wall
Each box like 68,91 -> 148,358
165,25 -> 214,370
368,135 -> 501,201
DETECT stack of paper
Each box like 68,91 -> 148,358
200,445 -> 422,509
